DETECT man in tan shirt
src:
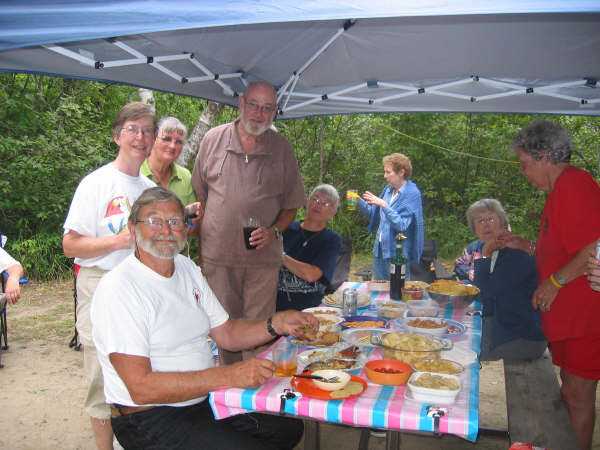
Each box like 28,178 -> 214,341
192,82 -> 305,364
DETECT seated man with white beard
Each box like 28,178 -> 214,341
91,186 -> 317,450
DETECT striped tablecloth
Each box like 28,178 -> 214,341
210,281 -> 482,441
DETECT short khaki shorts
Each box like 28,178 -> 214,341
83,345 -> 111,419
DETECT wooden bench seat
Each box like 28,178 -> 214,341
503,353 -> 578,449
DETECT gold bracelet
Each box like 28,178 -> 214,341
549,273 -> 563,289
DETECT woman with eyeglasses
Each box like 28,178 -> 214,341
357,153 -> 424,281
500,121 -> 600,450
276,184 -> 342,311
457,199 -> 546,362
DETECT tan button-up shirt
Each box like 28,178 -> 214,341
192,121 -> 305,267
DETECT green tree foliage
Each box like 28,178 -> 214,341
0,73 -> 598,279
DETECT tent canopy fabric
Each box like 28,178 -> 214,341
1,1 -> 599,118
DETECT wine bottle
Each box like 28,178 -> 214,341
389,234 -> 407,301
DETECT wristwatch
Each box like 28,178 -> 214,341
555,269 -> 567,286
267,316 -> 280,337
272,225 -> 282,240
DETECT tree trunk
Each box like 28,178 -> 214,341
318,117 -> 325,183
178,101 -> 223,167
137,88 -> 155,111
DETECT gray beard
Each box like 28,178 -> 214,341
134,227 -> 186,259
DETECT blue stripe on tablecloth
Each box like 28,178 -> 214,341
240,388 -> 258,410
371,386 -> 395,428
467,360 -> 480,440
326,398 -> 341,422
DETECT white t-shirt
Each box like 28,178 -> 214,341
63,163 -> 155,270
91,253 -> 229,407
0,247 -> 19,272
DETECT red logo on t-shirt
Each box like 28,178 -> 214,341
193,288 -> 201,303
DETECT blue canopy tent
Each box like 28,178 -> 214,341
1,1 -> 599,118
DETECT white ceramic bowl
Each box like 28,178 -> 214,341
407,371 -> 461,404
404,317 -> 449,337
311,369 -> 351,391
406,300 -> 440,317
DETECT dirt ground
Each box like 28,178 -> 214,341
0,281 -> 597,449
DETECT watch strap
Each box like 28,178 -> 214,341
555,269 -> 566,286
273,225 -> 282,240
267,316 -> 280,337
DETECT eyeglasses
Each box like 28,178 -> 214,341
310,197 -> 333,208
160,135 -> 185,146
136,216 -> 185,231
244,100 -> 276,114
476,216 -> 497,225
121,125 -> 154,137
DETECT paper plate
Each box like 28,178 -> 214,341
302,306 -> 342,316
393,318 -> 466,339
291,373 -> 367,400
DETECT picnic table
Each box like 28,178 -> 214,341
210,281 -> 482,449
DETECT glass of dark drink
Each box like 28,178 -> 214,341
243,217 -> 260,250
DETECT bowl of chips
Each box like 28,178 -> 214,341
313,314 -> 343,333
406,372 -> 461,404
427,280 -> 480,308
412,358 -> 464,375
370,332 -> 453,365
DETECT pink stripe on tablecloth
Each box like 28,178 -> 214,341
297,397 -> 328,421
254,377 -> 286,411
386,386 -> 408,429
341,394 -> 362,424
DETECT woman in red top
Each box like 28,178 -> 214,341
501,120 -> 600,450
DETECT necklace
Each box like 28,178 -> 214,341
300,223 -> 324,247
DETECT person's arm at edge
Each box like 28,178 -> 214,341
4,263 -> 24,304
283,254 -> 323,283
63,229 -> 131,259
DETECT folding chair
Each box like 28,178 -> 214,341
0,234 -> 29,355
325,236 -> 352,295
68,263 -> 81,351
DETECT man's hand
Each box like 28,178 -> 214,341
586,253 -> 600,292
185,202 -> 204,230
531,278 -> 559,312
250,226 -> 276,250
227,358 -> 276,389
4,277 -> 21,304
271,310 -> 319,338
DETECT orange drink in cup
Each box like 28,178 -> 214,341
346,190 -> 358,210
272,342 -> 298,377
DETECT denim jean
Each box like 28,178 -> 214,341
111,400 -> 303,450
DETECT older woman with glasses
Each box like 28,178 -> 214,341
499,120 -> 600,450
458,199 -> 546,362
276,184 -> 342,311
357,153 -> 424,281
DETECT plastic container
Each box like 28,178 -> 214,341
365,359 -> 412,385
406,300 -> 440,317
412,358 -> 464,375
406,372 -> 461,404
371,332 -> 453,365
